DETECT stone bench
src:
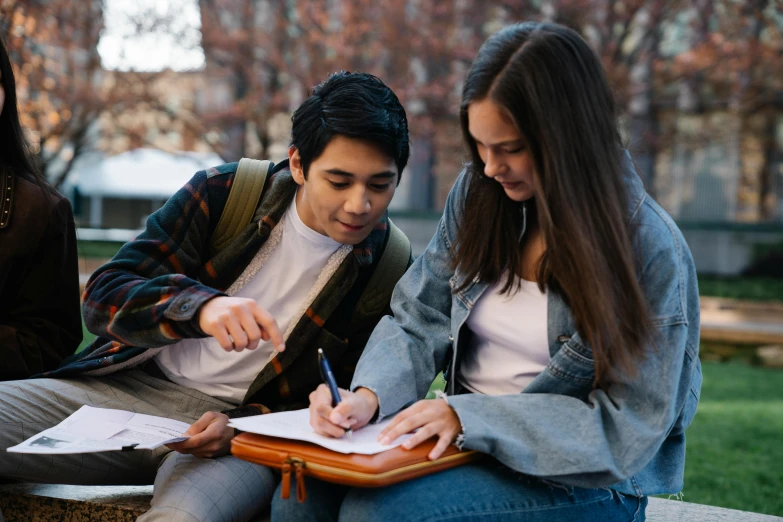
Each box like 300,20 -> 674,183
0,484 -> 153,521
700,297 -> 783,346
0,484 -> 270,522
1,484 -> 780,521
646,497 -> 782,521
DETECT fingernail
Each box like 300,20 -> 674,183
380,437 -> 390,445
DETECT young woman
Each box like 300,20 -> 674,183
0,36 -> 82,379
272,22 -> 701,522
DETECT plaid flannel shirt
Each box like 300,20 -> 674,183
43,160 -> 405,417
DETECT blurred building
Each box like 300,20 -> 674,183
653,112 -> 783,225
60,67 -> 225,228
8,1 -> 782,275
69,148 -> 224,229
194,0 -> 438,212
97,69 -> 217,155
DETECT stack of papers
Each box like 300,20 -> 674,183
5,406 -> 410,456
229,409 -> 410,455
7,406 -> 190,454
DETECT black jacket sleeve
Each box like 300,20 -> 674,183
0,197 -> 82,379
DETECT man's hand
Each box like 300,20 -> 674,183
198,296 -> 285,352
378,399 -> 461,460
309,385 -> 379,438
166,411 -> 235,458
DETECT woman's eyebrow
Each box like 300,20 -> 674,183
472,136 -> 524,147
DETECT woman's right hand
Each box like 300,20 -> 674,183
309,385 -> 379,438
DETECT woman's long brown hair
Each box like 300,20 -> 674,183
453,22 -> 652,389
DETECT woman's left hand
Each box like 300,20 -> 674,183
378,399 -> 462,460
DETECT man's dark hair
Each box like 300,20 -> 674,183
291,71 -> 409,182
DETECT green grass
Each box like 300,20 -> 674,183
78,319 -> 97,353
426,372 -> 447,399
77,240 -> 125,259
697,275 -> 783,302
680,361 -> 783,516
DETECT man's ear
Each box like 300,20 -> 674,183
289,146 -> 305,186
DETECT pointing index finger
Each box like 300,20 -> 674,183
251,306 -> 285,351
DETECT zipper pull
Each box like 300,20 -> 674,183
280,462 -> 291,499
295,462 -> 307,503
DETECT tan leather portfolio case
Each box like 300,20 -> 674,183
231,432 -> 482,502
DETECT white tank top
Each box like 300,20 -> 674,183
457,276 -> 550,395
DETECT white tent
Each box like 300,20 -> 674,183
74,148 -> 225,199
70,148 -> 226,228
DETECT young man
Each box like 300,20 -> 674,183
0,72 -> 411,522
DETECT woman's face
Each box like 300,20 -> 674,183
467,98 -> 536,202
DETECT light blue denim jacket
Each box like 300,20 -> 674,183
352,153 -> 701,497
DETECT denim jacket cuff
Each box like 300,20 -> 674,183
351,384 -> 386,423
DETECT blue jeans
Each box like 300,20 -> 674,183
271,461 -> 647,522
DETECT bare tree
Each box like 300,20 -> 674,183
2,0 -> 216,188
2,0 -> 105,187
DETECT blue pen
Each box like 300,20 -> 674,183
317,348 -> 352,438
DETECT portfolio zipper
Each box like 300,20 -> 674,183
280,452 -> 475,503
280,457 -> 307,502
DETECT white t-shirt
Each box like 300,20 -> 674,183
457,277 -> 550,396
155,197 -> 342,404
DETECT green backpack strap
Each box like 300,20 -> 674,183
350,219 -> 411,330
210,158 -> 271,254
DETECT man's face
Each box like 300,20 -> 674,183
290,136 -> 398,245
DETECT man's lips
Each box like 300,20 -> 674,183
339,221 -> 366,231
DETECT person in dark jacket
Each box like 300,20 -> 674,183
0,35 -> 82,380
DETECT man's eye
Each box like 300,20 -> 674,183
329,181 -> 349,189
371,183 -> 393,191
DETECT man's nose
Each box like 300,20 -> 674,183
345,186 -> 371,214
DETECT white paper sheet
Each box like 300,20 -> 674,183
229,409 -> 411,455
6,405 -> 191,454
